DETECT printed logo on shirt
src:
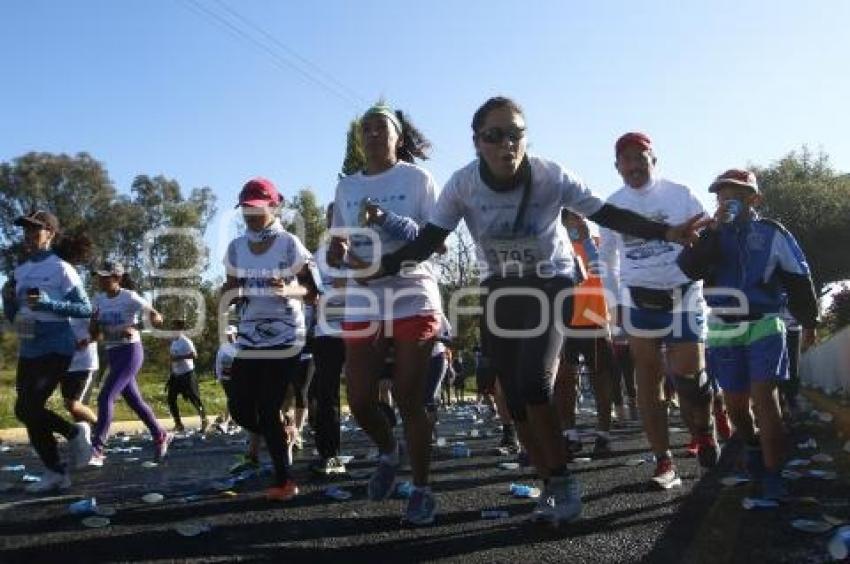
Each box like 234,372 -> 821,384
622,211 -> 676,261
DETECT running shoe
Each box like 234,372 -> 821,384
310,457 -> 347,476
266,479 -> 299,501
531,492 -> 555,523
500,425 -> 519,451
173,423 -> 185,433
153,432 -> 173,462
651,457 -> 682,490
70,422 -> 92,469
25,469 -> 71,493
696,434 -> 720,469
199,418 -> 210,434
403,487 -> 437,526
367,453 -> 399,501
546,475 -> 583,524
88,449 -> 106,468
229,454 -> 261,475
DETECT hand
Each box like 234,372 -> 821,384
26,289 -> 44,308
327,237 -> 348,268
364,203 -> 385,226
150,310 -> 164,327
665,213 -> 712,246
269,277 -> 307,299
801,327 -> 817,352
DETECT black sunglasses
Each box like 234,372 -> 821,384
477,126 -> 526,145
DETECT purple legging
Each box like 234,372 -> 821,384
92,341 -> 164,450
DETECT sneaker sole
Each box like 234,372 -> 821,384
651,477 -> 682,490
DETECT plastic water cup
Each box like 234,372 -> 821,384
828,526 -> 850,560
69,498 -> 97,515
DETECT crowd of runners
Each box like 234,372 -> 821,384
2,96 -> 818,528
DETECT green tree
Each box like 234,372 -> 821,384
753,147 -> 850,295
284,188 -> 325,252
340,118 -> 365,177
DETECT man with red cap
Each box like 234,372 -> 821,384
600,132 -> 717,490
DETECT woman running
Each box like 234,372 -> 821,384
222,177 -> 317,501
366,96 -> 707,524
327,102 -> 443,526
2,211 -> 93,492
88,261 -> 170,466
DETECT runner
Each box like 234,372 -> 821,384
213,325 -> 238,432
166,319 -> 208,433
600,131 -> 717,490
368,97 -> 706,523
555,210 -> 617,458
326,102 -> 443,526
222,177 -> 317,501
88,261 -> 171,466
309,203 -> 348,476
1,211 -> 93,492
677,168 -> 818,500
64,318 -> 99,427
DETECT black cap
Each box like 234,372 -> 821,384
14,210 -> 60,233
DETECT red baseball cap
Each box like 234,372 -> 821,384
615,132 -> 653,156
236,177 -> 283,208
708,169 -> 759,194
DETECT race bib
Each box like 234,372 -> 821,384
482,237 -> 544,275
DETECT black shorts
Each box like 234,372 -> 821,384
562,331 -> 614,373
168,370 -> 200,398
62,370 -> 93,402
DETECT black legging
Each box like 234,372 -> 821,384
312,336 -> 345,459
780,327 -> 802,405
229,348 -> 298,484
481,276 -> 572,422
15,354 -> 76,473
611,340 -> 637,407
166,370 -> 206,426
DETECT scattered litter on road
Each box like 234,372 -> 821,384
175,521 -> 212,537
451,443 -> 471,458
786,459 -> 811,468
394,481 -> 413,499
69,498 -> 96,515
337,455 -> 354,465
481,509 -> 510,519
742,497 -> 779,510
21,474 -> 40,483
141,461 -> 158,469
325,486 -> 352,501
797,438 -> 818,450
811,453 -> 834,464
573,457 -> 592,463
806,470 -> 838,481
142,493 -> 164,504
1,465 -> 25,472
509,483 -> 540,499
818,412 -> 834,423
81,516 -> 110,528
94,505 -> 116,517
781,470 -> 803,480
498,462 -> 519,471
721,475 -> 750,487
624,458 -> 646,467
790,518 -> 833,534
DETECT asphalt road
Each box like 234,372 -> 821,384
0,401 -> 847,564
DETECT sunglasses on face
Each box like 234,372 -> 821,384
477,126 -> 526,145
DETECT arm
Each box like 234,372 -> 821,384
676,228 -> 722,282
31,285 -> 93,318
379,223 -> 453,276
2,280 -> 17,323
598,227 -> 621,320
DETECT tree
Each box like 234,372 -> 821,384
753,148 -> 850,295
0,152 -> 117,274
824,284 -> 850,335
340,118 -> 365,177
284,188 -> 325,252
434,224 -> 481,356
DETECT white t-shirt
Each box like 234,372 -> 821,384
13,253 -> 83,328
224,231 -> 311,348
215,342 -> 238,382
68,318 -> 98,372
430,155 -> 605,280
170,334 -> 196,375
93,289 -> 149,349
599,177 -> 707,308
332,161 -> 442,321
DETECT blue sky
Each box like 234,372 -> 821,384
3,1 -> 850,278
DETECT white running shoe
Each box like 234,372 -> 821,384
70,422 -> 92,469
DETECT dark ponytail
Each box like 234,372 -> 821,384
52,230 -> 93,266
395,110 -> 432,164
119,273 -> 136,291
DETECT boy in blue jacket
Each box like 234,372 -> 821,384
677,169 -> 818,500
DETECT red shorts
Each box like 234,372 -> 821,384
341,314 -> 441,344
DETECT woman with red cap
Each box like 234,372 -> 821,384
222,177 -> 318,501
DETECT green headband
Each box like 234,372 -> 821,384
363,104 -> 402,134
